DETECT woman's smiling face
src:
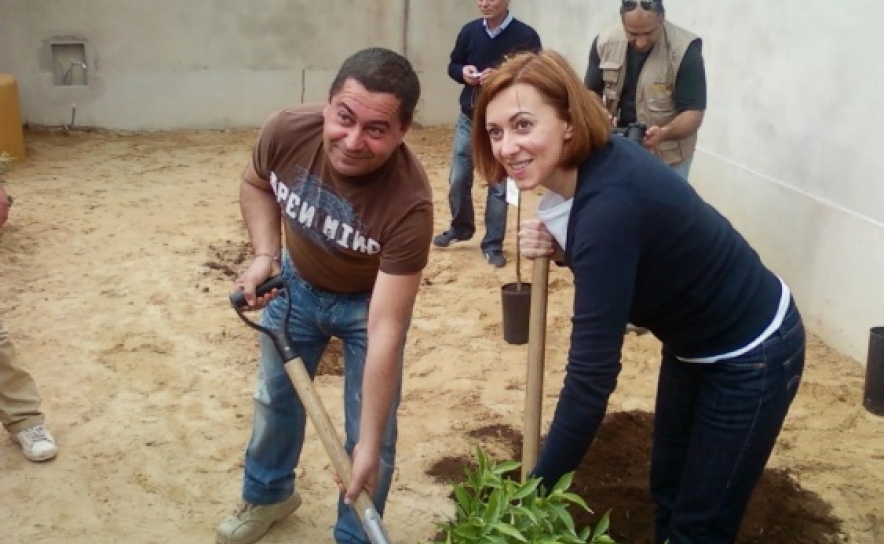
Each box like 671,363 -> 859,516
484,83 -> 573,191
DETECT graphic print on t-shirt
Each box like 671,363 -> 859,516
270,166 -> 380,256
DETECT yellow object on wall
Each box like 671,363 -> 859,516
0,73 -> 26,160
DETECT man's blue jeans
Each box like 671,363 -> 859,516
670,156 -> 694,180
241,254 -> 401,544
446,112 -> 507,253
651,299 -> 805,544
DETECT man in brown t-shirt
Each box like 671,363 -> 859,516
218,48 -> 433,544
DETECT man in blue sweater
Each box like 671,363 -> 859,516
432,0 -> 541,267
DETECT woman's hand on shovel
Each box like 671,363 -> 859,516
518,219 -> 556,259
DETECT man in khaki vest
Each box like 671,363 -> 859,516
585,0 -> 706,179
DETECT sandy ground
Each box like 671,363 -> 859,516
0,126 -> 882,544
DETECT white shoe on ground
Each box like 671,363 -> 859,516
216,491 -> 302,544
14,424 -> 58,462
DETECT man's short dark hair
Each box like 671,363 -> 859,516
329,47 -> 421,126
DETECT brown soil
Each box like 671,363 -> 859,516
428,416 -> 845,544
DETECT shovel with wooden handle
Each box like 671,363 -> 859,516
230,276 -> 392,544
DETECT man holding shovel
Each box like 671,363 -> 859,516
217,47 -> 433,544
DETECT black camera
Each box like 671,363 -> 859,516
612,122 -> 647,145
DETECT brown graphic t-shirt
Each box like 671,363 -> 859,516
252,105 -> 433,293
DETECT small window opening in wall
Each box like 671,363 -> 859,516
51,43 -> 88,86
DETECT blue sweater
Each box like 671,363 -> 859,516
532,137 -> 783,486
448,17 -> 541,116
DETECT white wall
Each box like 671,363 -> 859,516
0,0 -> 462,128
517,0 -> 616,75
520,0 -> 883,363
681,1 -> 883,363
1,0 -> 880,362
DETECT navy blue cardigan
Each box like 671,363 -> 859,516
532,137 -> 782,486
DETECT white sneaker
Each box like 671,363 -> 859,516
217,492 -> 302,544
14,424 -> 58,462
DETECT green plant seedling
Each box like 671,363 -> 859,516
431,446 -> 616,544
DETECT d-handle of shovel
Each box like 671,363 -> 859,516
229,275 -> 286,310
229,275 -> 295,362
228,276 -> 393,544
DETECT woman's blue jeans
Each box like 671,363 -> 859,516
241,255 -> 401,544
651,299 -> 805,544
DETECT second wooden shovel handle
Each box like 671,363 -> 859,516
522,256 -> 550,481
283,357 -> 391,544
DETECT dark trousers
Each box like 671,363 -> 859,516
651,300 -> 805,544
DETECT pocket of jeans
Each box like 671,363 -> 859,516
762,303 -> 804,349
281,249 -> 296,278
712,355 -> 768,403
786,368 -> 802,399
782,344 -> 805,401
779,304 -> 803,340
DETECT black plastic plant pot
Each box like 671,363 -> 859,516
864,327 -> 884,416
501,282 -> 531,345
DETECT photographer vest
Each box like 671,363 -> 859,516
597,20 -> 699,165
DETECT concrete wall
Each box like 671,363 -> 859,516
521,0 -> 883,363
2,0 -> 881,362
405,1 -> 467,125
0,0 -> 463,128
677,1 -> 884,364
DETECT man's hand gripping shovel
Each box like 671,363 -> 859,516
230,276 -> 393,544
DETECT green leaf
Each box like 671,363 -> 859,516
491,522 -> 528,542
476,445 -> 489,472
482,488 -> 504,528
548,503 -> 576,534
512,478 -> 542,500
453,522 -> 481,540
508,504 -> 539,524
453,485 -> 472,511
592,510 -> 611,538
492,460 -> 521,475
559,492 -> 591,512
550,471 -> 574,495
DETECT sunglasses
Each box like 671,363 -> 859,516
621,0 -> 660,12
